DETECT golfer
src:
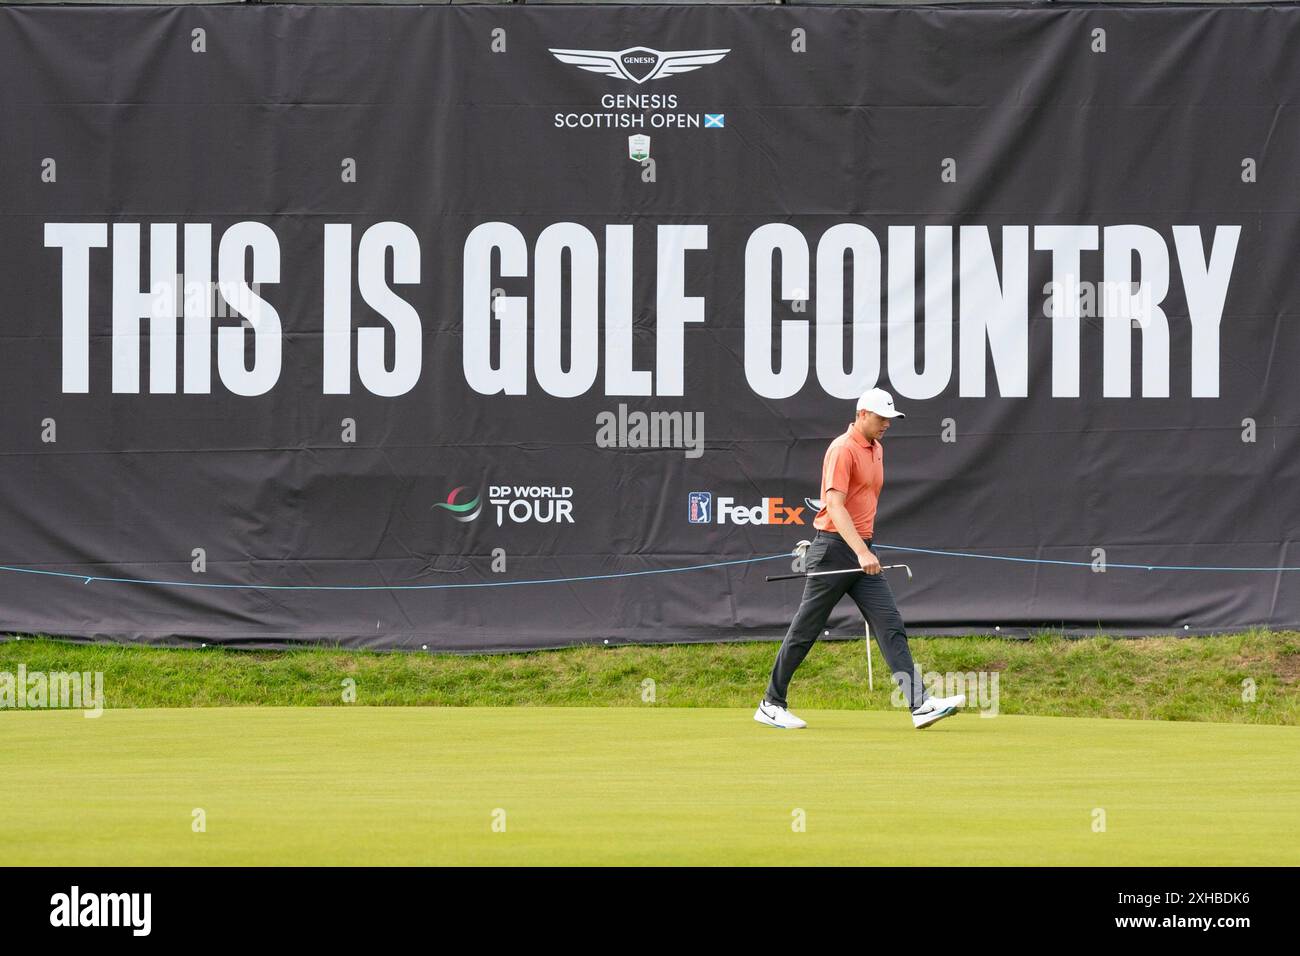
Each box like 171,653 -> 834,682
756,387 -> 964,730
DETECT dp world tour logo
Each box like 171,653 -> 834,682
433,486 -> 482,523
435,484 -> 575,526
549,47 -> 729,84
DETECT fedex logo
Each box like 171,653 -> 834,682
716,496 -> 805,526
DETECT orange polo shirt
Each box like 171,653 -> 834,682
812,424 -> 884,539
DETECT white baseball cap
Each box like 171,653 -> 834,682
856,387 -> 905,418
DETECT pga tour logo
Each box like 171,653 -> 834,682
688,492 -> 805,526
688,491 -> 712,523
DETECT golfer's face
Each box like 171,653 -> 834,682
860,410 -> 890,440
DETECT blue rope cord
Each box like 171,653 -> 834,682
0,543 -> 1296,593
0,553 -> 792,592
875,543 -> 1300,572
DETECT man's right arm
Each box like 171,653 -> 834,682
825,489 -> 881,574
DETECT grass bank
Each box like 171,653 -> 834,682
2,630 -> 1297,723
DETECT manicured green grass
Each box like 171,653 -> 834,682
3,706 -> 1297,865
2,630 -> 1297,723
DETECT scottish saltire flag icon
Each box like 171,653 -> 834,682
704,113 -> 725,128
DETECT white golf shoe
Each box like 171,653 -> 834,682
754,700 -> 807,729
912,693 -> 965,729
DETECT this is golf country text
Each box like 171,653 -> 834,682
45,221 -> 1237,399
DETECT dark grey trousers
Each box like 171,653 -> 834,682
764,531 -> 927,711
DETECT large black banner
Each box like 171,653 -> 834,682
1,4 -> 1297,650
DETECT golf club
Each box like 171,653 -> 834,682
764,564 -> 914,583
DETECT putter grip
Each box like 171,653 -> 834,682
764,572 -> 805,582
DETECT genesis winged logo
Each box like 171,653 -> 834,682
549,46 -> 730,84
